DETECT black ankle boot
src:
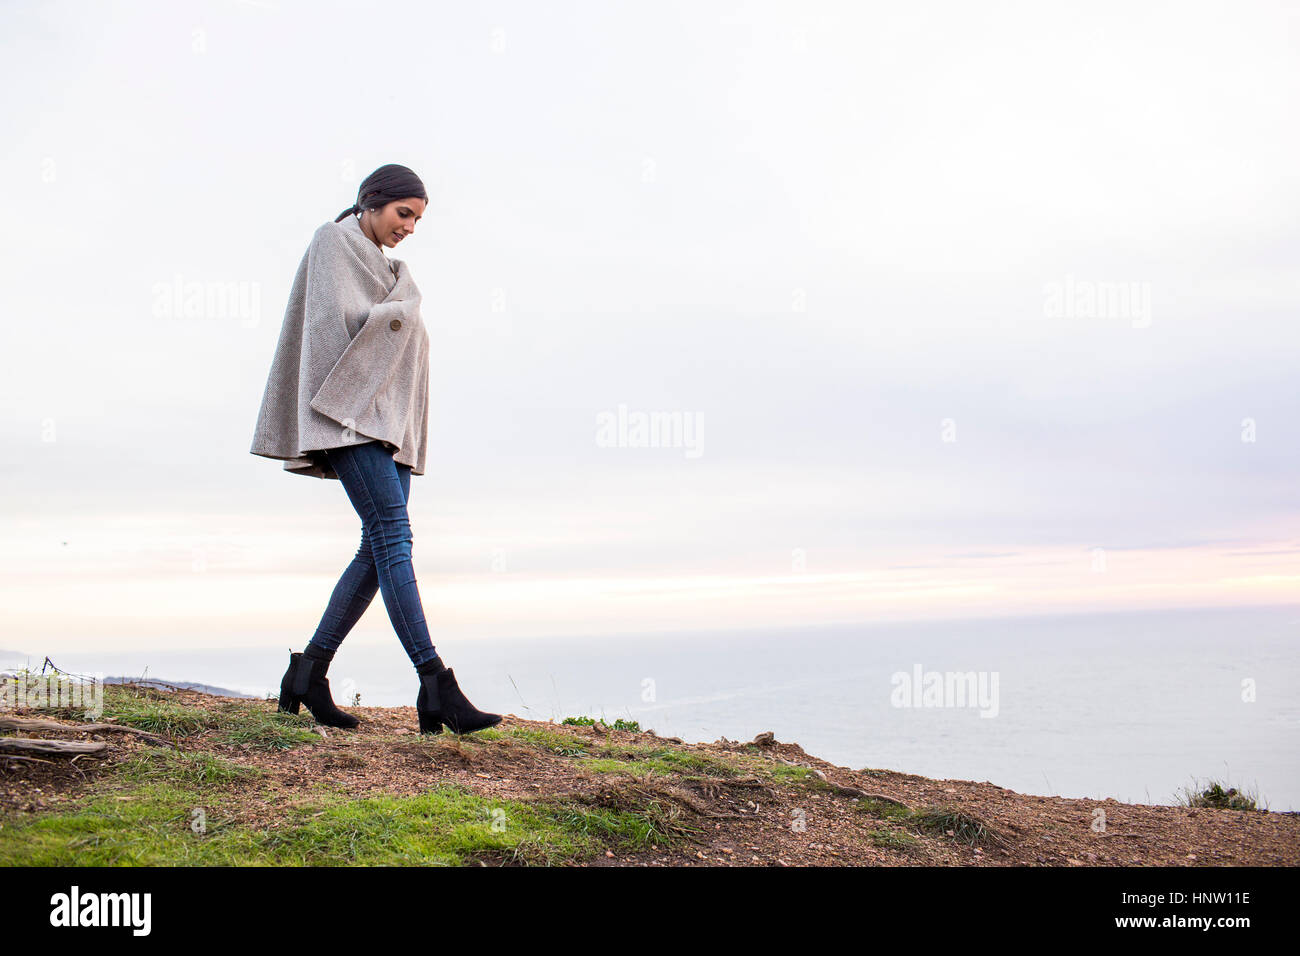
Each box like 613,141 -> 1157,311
414,657 -> 446,735
277,651 -> 359,729
431,667 -> 502,735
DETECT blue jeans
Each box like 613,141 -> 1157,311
306,440 -> 440,668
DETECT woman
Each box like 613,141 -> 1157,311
249,163 -> 500,736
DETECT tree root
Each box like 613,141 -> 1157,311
0,716 -> 173,747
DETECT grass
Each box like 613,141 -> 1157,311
854,797 -> 1007,849
909,806 -> 1008,848
868,828 -> 922,852
215,708 -> 321,751
855,796 -> 913,821
1175,777 -> 1264,812
0,782 -> 602,866
0,740 -> 693,866
109,749 -> 265,788
0,682 -> 323,751
767,764 -> 833,791
534,797 -> 701,850
84,686 -> 321,750
97,686 -> 219,736
476,725 -> 592,757
582,745 -> 748,780
253,787 -> 602,866
0,699 -> 708,865
561,715 -> 641,733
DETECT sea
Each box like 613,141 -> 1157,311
5,604 -> 1297,811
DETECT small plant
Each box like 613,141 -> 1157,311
868,828 -> 921,851
1176,778 -> 1261,811
909,805 -> 1010,849
855,796 -> 912,821
561,716 -> 641,733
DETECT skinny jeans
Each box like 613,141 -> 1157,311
306,440 -> 439,668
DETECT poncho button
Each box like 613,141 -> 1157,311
389,318 -> 402,331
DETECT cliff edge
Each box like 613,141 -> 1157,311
1,682 -> 1295,866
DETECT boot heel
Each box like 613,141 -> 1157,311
278,694 -> 302,715
415,671 -> 444,735
418,712 -> 443,735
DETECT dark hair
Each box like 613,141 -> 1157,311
335,164 -> 428,222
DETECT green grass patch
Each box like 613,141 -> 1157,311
255,786 -> 602,865
213,703 -> 321,751
562,715 -> 641,732
97,687 -> 322,750
587,745 -> 748,779
482,726 -> 591,757
767,764 -> 832,790
0,771 -> 649,866
99,685 -> 221,736
532,797 -> 700,850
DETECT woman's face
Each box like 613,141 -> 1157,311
361,197 -> 427,249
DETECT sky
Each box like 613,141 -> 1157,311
1,0 -> 1297,654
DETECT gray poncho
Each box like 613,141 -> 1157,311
249,213 -> 430,479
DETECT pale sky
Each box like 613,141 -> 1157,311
2,0 -> 1298,654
